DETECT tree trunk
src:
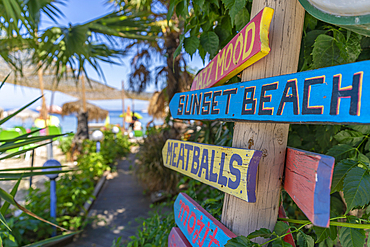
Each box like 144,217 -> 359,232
73,112 -> 89,153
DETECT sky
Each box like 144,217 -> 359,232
0,0 -> 205,111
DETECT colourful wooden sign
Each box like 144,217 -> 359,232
162,139 -> 262,202
169,227 -> 192,247
174,193 -> 237,247
171,60 -> 370,124
284,147 -> 335,228
190,7 -> 274,91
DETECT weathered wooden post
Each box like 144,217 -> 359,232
220,0 -> 305,240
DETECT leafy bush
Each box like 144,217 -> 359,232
127,211 -> 175,247
0,131 -> 131,245
100,130 -> 131,165
59,134 -> 75,160
135,126 -> 182,193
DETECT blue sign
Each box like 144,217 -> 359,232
169,61 -> 370,124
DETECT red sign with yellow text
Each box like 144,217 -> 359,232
190,7 -> 274,91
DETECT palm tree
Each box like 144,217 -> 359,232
0,1 -> 160,146
112,0 -> 193,117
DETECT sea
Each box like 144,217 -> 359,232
1,109 -> 164,134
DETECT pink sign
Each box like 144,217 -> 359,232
190,7 -> 274,91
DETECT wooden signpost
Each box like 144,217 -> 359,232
162,139 -> 262,202
190,7 -> 274,91
169,227 -> 191,247
168,146 -> 335,245
163,0 -> 354,244
171,60 -> 369,124
174,193 -> 237,246
284,147 -> 335,228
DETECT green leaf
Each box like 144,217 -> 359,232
0,211 -> 11,232
235,9 -> 250,31
184,36 -> 200,57
0,73 -> 10,90
334,130 -> 364,146
0,187 -> 16,206
338,227 -> 365,247
318,238 -> 334,247
23,232 -> 80,247
209,0 -> 219,7
247,228 -> 272,239
297,232 -> 314,247
311,34 -> 347,69
221,0 -> 234,11
229,0 -> 246,26
343,167 -> 370,213
0,186 -> 69,232
313,226 -> 337,243
357,153 -> 370,164
0,141 -> 52,160
346,31 -> 362,62
348,125 -> 370,135
274,221 -> 290,236
193,0 -> 205,9
225,236 -> 257,247
332,159 -> 358,192
304,12 -> 318,30
0,95 -> 42,126
1,177 -> 21,215
326,144 -> 356,161
173,34 -> 184,61
200,31 -> 219,57
272,238 -> 293,247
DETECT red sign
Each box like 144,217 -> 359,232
284,147 -> 335,228
190,7 -> 274,91
174,193 -> 237,247
169,227 -> 192,247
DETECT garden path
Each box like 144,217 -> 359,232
66,147 -> 151,247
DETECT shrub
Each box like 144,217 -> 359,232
0,132 -> 131,245
135,126 -> 182,193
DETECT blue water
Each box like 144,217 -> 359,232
1,110 -> 163,134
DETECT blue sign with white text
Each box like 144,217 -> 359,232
170,61 -> 370,124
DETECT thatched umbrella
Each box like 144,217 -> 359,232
148,91 -> 167,120
6,108 -> 39,123
61,100 -> 108,122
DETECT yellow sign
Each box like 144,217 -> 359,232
162,140 -> 262,202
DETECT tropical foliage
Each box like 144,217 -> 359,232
0,75 -> 80,246
0,130 -> 131,246
126,1 -> 370,247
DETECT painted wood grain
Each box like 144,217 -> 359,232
169,227 -> 192,247
171,60 -> 370,125
284,147 -> 335,228
162,139 -> 262,202
221,0 -> 305,242
174,193 -> 237,247
190,7 -> 274,91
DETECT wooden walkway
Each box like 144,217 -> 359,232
67,150 -> 151,247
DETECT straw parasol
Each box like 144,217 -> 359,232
61,101 -> 109,122
148,91 -> 167,119
6,108 -> 39,122
36,105 -> 62,114
0,57 -> 153,101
